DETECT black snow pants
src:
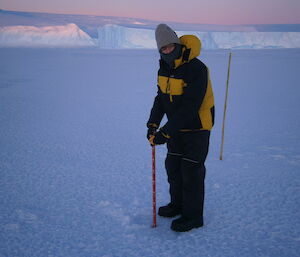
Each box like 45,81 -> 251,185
165,130 -> 210,221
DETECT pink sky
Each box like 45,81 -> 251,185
1,0 -> 300,24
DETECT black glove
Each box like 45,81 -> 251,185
149,130 -> 169,146
147,126 -> 157,140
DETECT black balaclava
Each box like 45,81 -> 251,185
160,44 -> 183,69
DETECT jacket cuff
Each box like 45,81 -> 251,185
160,128 -> 171,139
147,123 -> 159,128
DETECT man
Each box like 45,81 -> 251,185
147,24 -> 214,232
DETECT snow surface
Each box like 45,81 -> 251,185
0,24 -> 96,47
98,24 -> 300,49
0,48 -> 300,257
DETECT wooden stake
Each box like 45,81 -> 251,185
220,52 -> 232,160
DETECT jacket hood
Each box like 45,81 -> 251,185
174,35 -> 202,69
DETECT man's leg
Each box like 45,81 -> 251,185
171,131 -> 210,231
166,152 -> 182,209
181,159 -> 205,221
158,138 -> 183,217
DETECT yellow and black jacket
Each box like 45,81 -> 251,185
147,35 -> 215,137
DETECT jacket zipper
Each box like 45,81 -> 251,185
167,76 -> 173,102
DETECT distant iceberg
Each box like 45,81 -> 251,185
1,23 -> 299,49
0,23 -> 96,47
98,24 -> 300,49
98,24 -> 155,49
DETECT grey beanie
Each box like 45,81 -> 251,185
155,24 -> 180,51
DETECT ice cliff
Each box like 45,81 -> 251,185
0,23 -> 96,47
98,24 -> 300,49
0,23 -> 299,49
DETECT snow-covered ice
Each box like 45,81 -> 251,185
0,48 -> 299,257
97,24 -> 300,49
1,22 -> 300,49
0,24 -> 96,47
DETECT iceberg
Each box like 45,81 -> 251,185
98,24 -> 155,49
1,23 -> 299,49
97,24 -> 300,49
0,23 -> 96,47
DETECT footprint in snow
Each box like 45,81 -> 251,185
16,209 -> 38,224
99,201 -> 147,229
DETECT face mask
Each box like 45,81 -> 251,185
161,44 -> 182,68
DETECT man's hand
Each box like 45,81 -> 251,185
147,126 -> 157,140
149,130 -> 169,146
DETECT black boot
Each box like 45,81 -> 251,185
158,203 -> 181,217
171,216 -> 203,232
